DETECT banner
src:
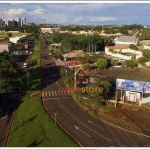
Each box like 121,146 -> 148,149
116,79 -> 150,93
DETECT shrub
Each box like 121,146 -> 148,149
142,49 -> 150,58
138,57 -> 148,65
124,60 -> 138,68
129,44 -> 138,50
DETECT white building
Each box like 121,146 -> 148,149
41,28 -> 60,33
114,36 -> 139,45
21,17 -> 26,26
9,35 -> 26,43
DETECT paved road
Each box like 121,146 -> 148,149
40,37 -> 150,147
0,92 -> 20,147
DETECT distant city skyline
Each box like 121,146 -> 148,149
0,2 -> 150,25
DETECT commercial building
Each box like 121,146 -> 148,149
41,27 -> 60,33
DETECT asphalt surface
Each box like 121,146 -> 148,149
40,37 -> 150,147
0,92 -> 20,147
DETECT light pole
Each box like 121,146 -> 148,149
54,112 -> 57,126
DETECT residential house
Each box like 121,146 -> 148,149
0,43 -> 14,52
114,36 -> 139,45
62,50 -> 89,62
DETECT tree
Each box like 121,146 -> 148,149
111,59 -> 119,68
7,33 -> 12,38
96,58 -> 107,70
142,49 -> 150,58
83,63 -> 91,71
129,44 -> 138,50
0,53 -> 25,93
124,60 -> 138,68
138,57 -> 148,65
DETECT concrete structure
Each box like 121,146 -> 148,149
114,36 -> 139,45
41,28 -> 60,33
105,45 -> 143,60
0,43 -> 13,52
9,35 -> 26,43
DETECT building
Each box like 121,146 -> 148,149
114,36 -> 139,45
105,45 -> 143,60
41,28 -> 60,33
21,17 -> 26,26
0,49 -> 6,54
15,17 -> 21,26
62,50 -> 89,62
0,43 -> 14,52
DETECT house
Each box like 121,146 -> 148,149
62,50 -> 89,62
0,43 -> 14,52
105,45 -> 142,60
114,36 -> 139,45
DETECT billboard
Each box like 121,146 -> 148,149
116,79 -> 150,93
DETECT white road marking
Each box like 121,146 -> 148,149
74,126 -> 91,137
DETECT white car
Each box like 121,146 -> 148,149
23,63 -> 27,68
114,64 -> 121,68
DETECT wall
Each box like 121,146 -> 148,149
141,96 -> 150,104
105,47 -> 142,60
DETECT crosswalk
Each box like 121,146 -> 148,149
0,92 -> 20,102
42,90 -> 70,98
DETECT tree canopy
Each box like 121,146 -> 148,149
0,53 -> 25,92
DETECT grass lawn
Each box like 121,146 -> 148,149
7,39 -> 76,147
0,32 -> 30,38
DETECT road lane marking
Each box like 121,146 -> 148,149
43,97 -> 71,100
45,91 -> 47,97
55,91 -> 57,96
7,94 -> 10,100
14,93 -> 17,99
42,91 -> 44,97
88,120 -> 104,130
56,99 -> 112,142
10,94 -> 13,100
74,126 -> 91,137
67,91 -> 70,95
58,91 -> 60,96
52,91 -> 54,96
48,91 -> 51,96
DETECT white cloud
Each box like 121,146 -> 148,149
74,17 -> 84,22
0,8 -> 25,18
88,16 -> 117,22
34,8 -> 44,15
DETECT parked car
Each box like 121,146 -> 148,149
114,64 -> 121,68
23,63 -> 27,68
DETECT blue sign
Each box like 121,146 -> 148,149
116,79 -> 150,93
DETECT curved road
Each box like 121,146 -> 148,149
40,37 -> 150,147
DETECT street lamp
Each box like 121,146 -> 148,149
54,112 -> 57,126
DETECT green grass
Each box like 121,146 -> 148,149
0,32 -> 30,38
7,96 -> 75,147
7,39 -> 76,147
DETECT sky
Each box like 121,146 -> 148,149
0,2 -> 150,25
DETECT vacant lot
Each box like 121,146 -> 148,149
89,67 -> 150,82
